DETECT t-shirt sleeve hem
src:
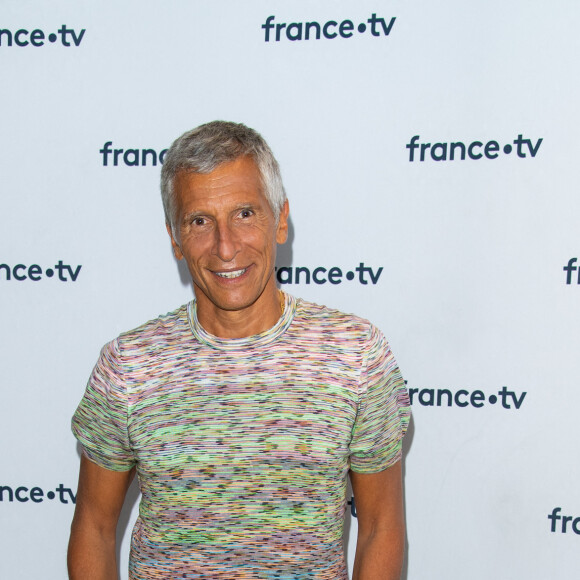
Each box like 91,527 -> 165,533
349,449 -> 402,474
79,443 -> 136,472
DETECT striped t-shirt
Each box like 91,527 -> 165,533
72,293 -> 410,579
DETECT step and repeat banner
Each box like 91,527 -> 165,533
1,1 -> 579,578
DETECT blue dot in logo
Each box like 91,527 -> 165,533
48,33 -> 57,43
47,491 -> 55,500
346,271 -> 355,281
503,144 -> 512,154
46,268 -> 54,277
488,395 -> 497,404
358,23 -> 366,33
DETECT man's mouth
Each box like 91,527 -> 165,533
215,268 -> 247,279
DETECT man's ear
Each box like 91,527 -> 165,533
276,200 -> 290,244
166,222 -> 184,260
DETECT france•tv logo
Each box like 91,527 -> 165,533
548,507 -> 580,535
0,26 -> 85,47
275,263 -> 382,286
262,14 -> 396,42
563,258 -> 580,285
0,261 -> 82,282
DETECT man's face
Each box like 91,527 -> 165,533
167,156 -> 288,326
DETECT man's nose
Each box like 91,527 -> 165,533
213,222 -> 240,262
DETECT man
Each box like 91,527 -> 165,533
68,121 -> 410,579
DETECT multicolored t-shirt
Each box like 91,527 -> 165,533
72,293 -> 410,579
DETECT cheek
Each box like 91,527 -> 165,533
180,245 -> 204,269
256,234 -> 277,257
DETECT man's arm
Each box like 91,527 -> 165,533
68,454 -> 135,580
349,460 -> 405,580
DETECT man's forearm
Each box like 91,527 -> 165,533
68,455 -> 134,579
68,521 -> 118,580
352,526 -> 404,580
349,463 -> 406,580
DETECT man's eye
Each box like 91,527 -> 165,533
192,217 -> 206,226
240,209 -> 253,218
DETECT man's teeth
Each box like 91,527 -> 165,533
216,268 -> 246,279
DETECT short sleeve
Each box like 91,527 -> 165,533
349,324 -> 410,473
71,338 -> 135,471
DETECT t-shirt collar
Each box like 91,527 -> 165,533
187,292 -> 296,350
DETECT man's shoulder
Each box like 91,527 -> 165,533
293,296 -> 377,339
115,302 -> 191,352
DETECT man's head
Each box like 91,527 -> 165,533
162,121 -> 289,338
161,121 -> 287,235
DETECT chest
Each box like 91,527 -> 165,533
126,350 -> 360,473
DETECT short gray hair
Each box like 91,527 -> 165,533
161,121 -> 286,233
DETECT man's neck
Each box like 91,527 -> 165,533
195,288 -> 284,339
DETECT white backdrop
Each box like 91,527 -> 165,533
1,1 -> 579,578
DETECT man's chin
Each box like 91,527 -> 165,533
195,290 -> 260,314
193,275 -> 277,314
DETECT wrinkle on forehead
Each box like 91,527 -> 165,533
174,158 -> 271,220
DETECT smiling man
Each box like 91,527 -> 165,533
68,121 -> 410,579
